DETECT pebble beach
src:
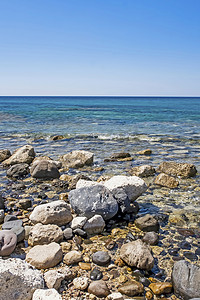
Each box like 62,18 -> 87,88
0,97 -> 200,300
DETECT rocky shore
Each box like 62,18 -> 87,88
0,145 -> 200,300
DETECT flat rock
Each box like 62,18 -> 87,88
0,258 -> 44,300
7,163 -> 30,178
32,288 -> 62,300
154,173 -> 179,188
0,149 -> 11,162
26,242 -> 63,269
69,185 -> 118,220
130,165 -> 155,177
118,280 -> 144,296
29,200 -> 72,226
0,230 -> 17,256
61,150 -> 94,168
92,251 -> 111,266
83,215 -> 105,235
172,260 -> 200,299
88,280 -> 110,298
63,250 -> 83,265
3,145 -> 35,166
120,239 -> 154,270
28,223 -> 63,246
104,175 -> 147,201
157,161 -> 197,178
30,159 -> 60,179
149,282 -> 172,295
135,214 -> 159,232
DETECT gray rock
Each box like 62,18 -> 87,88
0,230 -> 17,256
2,219 -> 23,230
4,214 -> 18,222
29,200 -> 72,226
30,159 -> 60,179
88,280 -> 110,298
120,239 -> 154,270
26,242 -> 63,269
69,185 -> 118,220
61,150 -> 94,168
0,149 -> 11,162
0,258 -> 44,300
2,145 -> 35,166
17,198 -> 32,209
63,228 -> 73,240
11,226 -> 25,243
7,163 -> 30,178
0,194 -> 4,209
111,187 -> 132,213
135,214 -> 159,232
83,215 -> 105,235
28,223 -> 63,246
142,231 -> 159,245
92,251 -> 111,266
172,260 -> 200,299
71,216 -> 87,230
0,209 -> 4,223
104,175 -> 147,201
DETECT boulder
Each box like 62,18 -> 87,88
83,215 -> 105,235
2,145 -> 35,166
28,223 -> 63,246
0,149 -> 11,162
0,230 -> 17,256
7,163 -> 30,178
61,150 -> 94,168
157,161 -> 197,178
172,260 -> 200,299
30,160 -> 60,179
32,289 -> 62,300
26,242 -> 63,269
0,258 -> 44,300
29,200 -> 72,226
129,165 -> 155,177
120,239 -> 154,270
88,280 -> 110,298
118,280 -> 144,296
135,214 -> 159,232
69,185 -> 118,220
104,175 -> 147,201
32,156 -> 62,169
154,173 -> 179,188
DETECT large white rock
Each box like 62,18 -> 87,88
29,200 -> 72,226
32,288 -> 62,300
104,175 -> 147,201
26,242 -> 63,269
2,145 -> 35,166
61,150 -> 94,168
83,214 -> 105,235
0,258 -> 44,300
28,223 -> 63,246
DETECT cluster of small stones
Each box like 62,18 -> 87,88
0,145 -> 199,300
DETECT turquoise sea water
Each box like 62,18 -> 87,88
0,97 -> 200,171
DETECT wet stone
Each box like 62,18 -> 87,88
92,251 -> 111,266
90,268 -> 103,280
183,251 -> 198,261
195,248 -> 200,255
168,248 -> 180,256
179,240 -> 191,250
142,232 -> 159,245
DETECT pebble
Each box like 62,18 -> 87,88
63,250 -> 83,265
118,280 -> 144,296
90,268 -> 103,280
79,262 -> 92,270
149,282 -> 172,295
92,251 -> 111,266
88,280 -> 110,298
73,276 -> 89,290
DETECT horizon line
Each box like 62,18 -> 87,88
0,95 -> 200,98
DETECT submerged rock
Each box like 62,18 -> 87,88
135,214 -> 159,232
69,185 -> 118,220
0,149 -> 11,162
172,260 -> 200,299
129,165 -> 155,177
0,258 -> 44,300
154,173 -> 179,188
157,161 -> 197,178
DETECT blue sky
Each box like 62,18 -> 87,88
0,0 -> 200,96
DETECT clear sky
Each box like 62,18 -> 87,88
0,0 -> 200,96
